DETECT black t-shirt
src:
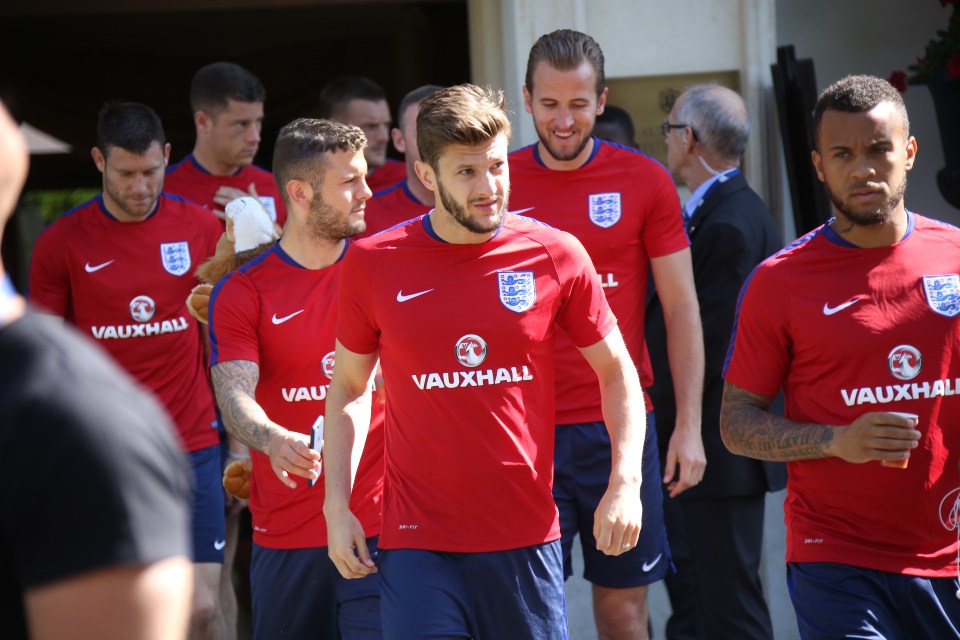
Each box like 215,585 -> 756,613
0,310 -> 192,638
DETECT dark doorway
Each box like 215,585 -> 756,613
0,0 -> 471,190
1,0 -> 469,286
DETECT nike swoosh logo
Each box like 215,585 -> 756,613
642,553 -> 663,572
823,297 -> 862,316
213,539 -> 226,551
272,310 -> 304,324
85,260 -> 114,273
397,289 -> 434,302
511,207 -> 536,215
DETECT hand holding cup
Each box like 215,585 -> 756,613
880,412 -> 919,469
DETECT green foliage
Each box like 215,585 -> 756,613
907,1 -> 960,84
23,188 -> 99,224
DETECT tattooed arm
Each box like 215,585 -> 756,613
211,360 -> 320,488
720,381 -> 921,463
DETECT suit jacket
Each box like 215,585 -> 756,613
646,172 -> 787,499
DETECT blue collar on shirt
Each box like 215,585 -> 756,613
96,193 -> 161,221
532,136 -> 603,169
188,153 -> 245,177
821,210 -> 917,248
423,211 -> 504,242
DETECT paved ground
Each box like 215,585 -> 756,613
564,489 -> 799,639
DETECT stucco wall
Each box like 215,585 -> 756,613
471,0 -> 958,235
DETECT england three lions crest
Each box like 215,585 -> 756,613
588,193 -> 621,228
161,242 -> 191,276
923,274 -> 960,317
498,271 -> 535,313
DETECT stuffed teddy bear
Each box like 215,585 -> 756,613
185,196 -> 280,500
187,196 -> 281,325
222,457 -> 253,501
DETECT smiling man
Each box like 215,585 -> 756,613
721,74 -> 960,638
509,29 -> 705,640
323,83 -> 648,639
28,102 -> 225,640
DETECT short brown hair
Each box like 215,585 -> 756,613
397,84 -> 444,132
190,62 -> 265,117
813,75 -> 910,149
272,118 -> 366,208
525,29 -> 606,96
96,102 -> 166,156
318,76 -> 387,120
416,84 -> 511,172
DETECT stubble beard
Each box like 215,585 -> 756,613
105,180 -> 157,220
825,172 -> 908,227
308,193 -> 365,242
534,121 -> 592,163
437,179 -> 506,235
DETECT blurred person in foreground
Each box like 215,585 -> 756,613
28,102 -> 226,639
0,99 -> 194,640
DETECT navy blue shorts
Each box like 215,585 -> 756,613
189,443 -> 226,563
250,538 -> 381,639
788,562 -> 960,639
553,414 -> 670,588
379,541 -> 567,639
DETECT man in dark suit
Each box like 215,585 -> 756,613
646,83 -> 786,640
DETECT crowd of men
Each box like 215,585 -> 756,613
2,24 -> 959,640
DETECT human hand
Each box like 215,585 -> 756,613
213,183 -> 260,219
593,481 -> 642,556
662,425 -> 706,497
326,508 -> 378,579
828,411 -> 920,465
264,429 -> 321,489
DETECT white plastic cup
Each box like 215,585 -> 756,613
881,412 -> 919,469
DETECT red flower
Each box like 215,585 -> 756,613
888,70 -> 908,92
949,53 -> 960,77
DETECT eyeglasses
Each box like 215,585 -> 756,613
661,121 -> 690,137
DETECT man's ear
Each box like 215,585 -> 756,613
811,150 -> 825,182
195,110 -> 211,133
163,142 -> 171,167
91,147 -> 106,174
414,160 -> 437,193
683,127 -> 697,153
596,87 -> 609,116
904,136 -> 918,171
285,179 -> 314,210
522,85 -> 533,115
391,127 -> 406,154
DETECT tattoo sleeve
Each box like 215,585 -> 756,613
719,382 -> 835,461
211,360 -> 276,453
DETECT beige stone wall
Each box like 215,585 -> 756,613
468,0 -> 786,234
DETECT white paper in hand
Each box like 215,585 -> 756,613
308,415 -> 324,487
